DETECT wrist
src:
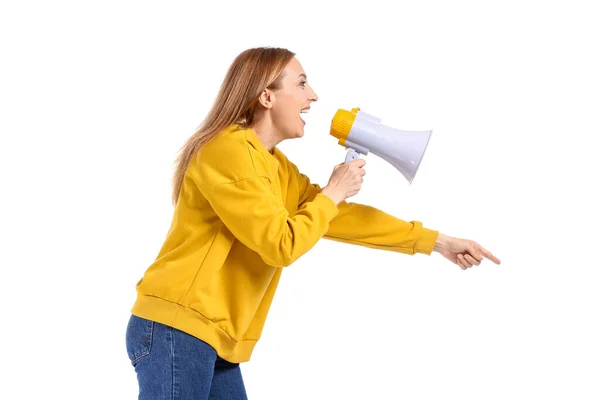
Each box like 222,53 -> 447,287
433,233 -> 450,253
320,186 -> 342,206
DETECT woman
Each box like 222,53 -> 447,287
125,46 -> 501,399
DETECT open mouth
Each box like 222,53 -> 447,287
299,108 -> 309,125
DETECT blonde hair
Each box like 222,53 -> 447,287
171,47 -> 295,205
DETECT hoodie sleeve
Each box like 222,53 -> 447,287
189,147 -> 340,268
294,163 -> 438,256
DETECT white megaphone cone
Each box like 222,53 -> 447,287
330,107 -> 432,184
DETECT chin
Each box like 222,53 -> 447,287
287,127 -> 304,139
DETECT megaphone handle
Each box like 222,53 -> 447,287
345,148 -> 360,163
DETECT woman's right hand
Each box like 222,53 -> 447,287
433,233 -> 502,269
320,158 -> 366,205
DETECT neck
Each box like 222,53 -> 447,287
250,116 -> 281,154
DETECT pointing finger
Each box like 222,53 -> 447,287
476,244 -> 501,265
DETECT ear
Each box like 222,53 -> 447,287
257,89 -> 275,109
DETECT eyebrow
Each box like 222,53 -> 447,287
298,73 -> 307,79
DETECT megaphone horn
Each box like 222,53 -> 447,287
329,107 -> 433,184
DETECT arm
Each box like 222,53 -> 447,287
295,165 -> 438,256
292,161 -> 501,267
190,153 -> 340,268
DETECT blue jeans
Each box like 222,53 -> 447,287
125,314 -> 248,399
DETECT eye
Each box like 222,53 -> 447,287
299,81 -> 307,88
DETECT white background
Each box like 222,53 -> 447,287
1,0 -> 599,399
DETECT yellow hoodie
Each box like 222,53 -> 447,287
131,124 -> 439,363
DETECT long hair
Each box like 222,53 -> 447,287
171,47 -> 295,205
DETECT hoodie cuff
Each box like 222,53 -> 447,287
414,227 -> 439,255
313,192 -> 340,220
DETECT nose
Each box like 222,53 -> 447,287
309,86 -> 318,102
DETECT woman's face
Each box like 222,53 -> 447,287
269,57 -> 318,140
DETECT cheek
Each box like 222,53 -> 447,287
273,99 -> 297,121
272,106 -> 292,124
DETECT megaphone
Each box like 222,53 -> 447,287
329,107 -> 432,184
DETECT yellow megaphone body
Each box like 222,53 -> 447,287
330,107 -> 433,184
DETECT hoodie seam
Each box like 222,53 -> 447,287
139,294 -> 259,343
323,234 -> 415,251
